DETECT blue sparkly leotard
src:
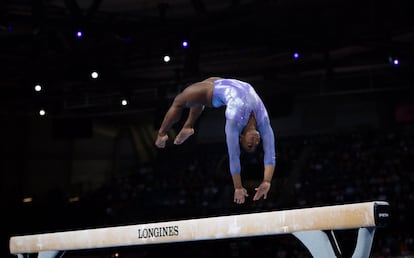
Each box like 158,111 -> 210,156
211,78 -> 276,174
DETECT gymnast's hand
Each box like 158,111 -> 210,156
253,181 -> 271,201
234,187 -> 249,204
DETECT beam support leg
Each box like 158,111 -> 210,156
294,227 -> 377,258
351,227 -> 376,258
293,230 -> 339,258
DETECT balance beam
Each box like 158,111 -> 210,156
9,201 -> 389,258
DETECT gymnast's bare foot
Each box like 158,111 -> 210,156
174,128 -> 194,145
155,134 -> 169,148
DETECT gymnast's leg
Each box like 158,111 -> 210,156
174,105 -> 204,145
155,79 -> 214,148
155,94 -> 187,148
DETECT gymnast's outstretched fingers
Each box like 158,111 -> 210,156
253,181 -> 271,201
234,188 -> 249,204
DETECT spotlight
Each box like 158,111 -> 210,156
292,52 -> 300,60
163,55 -> 171,63
121,99 -> 128,106
388,56 -> 400,67
76,30 -> 83,39
39,109 -> 46,116
393,58 -> 400,66
91,71 -> 99,79
182,41 -> 189,48
34,84 -> 42,92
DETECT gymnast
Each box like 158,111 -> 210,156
155,77 -> 276,204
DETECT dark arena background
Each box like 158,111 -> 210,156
1,1 -> 413,257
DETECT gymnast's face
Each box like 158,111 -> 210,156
240,130 -> 260,153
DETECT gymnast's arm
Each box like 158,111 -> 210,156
253,118 -> 276,200
225,119 -> 249,203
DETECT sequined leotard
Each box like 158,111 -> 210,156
211,79 -> 276,174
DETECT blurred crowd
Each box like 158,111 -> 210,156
7,125 -> 414,258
